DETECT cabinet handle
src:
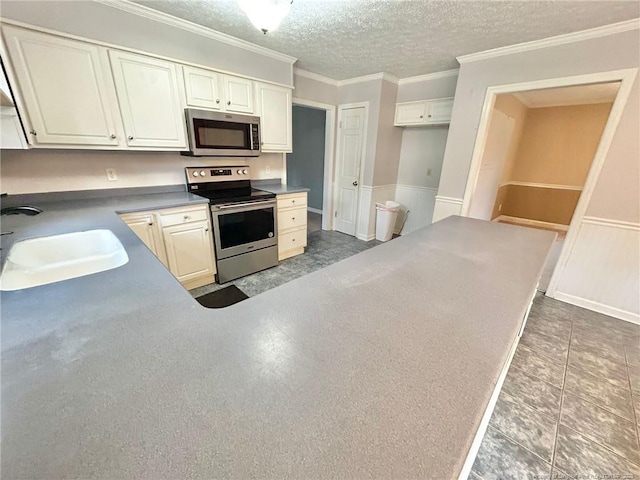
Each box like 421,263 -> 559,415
419,115 -> 423,119
227,101 -> 231,105
292,200 -> 296,203
428,114 -> 432,118
216,99 -> 220,104
128,135 -> 134,140
205,227 -> 209,232
184,215 -> 190,220
30,129 -> 37,136
148,221 -> 153,226
292,217 -> 295,220
292,238 -> 296,242
110,133 -> 116,139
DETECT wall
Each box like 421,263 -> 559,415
495,102 -> 612,225
292,73 -> 338,105
394,127 -> 447,233
511,103 -> 613,185
0,0 -> 293,86
435,26 -> 640,321
0,149 -> 285,194
392,73 -> 458,234
286,106 -> 326,210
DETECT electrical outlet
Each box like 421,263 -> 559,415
265,165 -> 271,176
426,168 -> 432,177
498,204 -> 503,212
106,168 -> 118,181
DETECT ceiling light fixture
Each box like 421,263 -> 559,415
237,0 -> 292,35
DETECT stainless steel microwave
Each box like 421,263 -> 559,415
183,108 -> 261,157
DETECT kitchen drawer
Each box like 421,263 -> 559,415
278,206 -> 307,231
277,193 -> 307,210
278,227 -> 307,253
159,205 -> 209,227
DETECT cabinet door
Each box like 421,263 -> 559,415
120,212 -> 168,266
222,75 -> 254,113
257,83 -> 292,152
425,98 -> 453,124
394,102 -> 427,125
183,65 -> 222,110
3,25 -> 121,146
109,50 -> 186,148
162,220 -> 216,284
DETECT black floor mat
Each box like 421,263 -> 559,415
196,285 -> 249,308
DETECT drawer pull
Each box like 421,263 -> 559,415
292,217 -> 295,220
292,238 -> 296,242
292,200 -> 296,203
184,215 -> 190,220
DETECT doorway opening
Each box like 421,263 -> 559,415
290,98 -> 336,233
466,81 -> 622,292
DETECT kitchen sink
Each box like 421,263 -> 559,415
0,229 -> 129,291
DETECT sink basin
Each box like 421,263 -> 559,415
0,229 -> 129,291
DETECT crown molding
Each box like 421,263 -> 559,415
293,68 -> 338,86
337,72 -> 399,87
398,69 -> 459,85
458,18 -> 640,64
95,0 -> 297,65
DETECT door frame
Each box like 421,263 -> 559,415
334,102 -> 369,236
459,68 -> 638,298
291,97 -> 337,231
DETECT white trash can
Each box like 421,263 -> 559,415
375,201 -> 401,241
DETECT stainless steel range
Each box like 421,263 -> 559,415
185,166 -> 278,283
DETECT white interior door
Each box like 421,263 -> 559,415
334,106 -> 366,236
468,109 -> 515,220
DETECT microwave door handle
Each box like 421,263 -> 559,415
250,129 -> 254,150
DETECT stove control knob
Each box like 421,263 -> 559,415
200,170 -> 206,176
242,169 -> 248,175
237,169 -> 243,175
193,171 -> 199,177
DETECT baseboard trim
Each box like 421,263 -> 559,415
494,215 -> 569,232
356,233 -> 376,241
552,291 -> 640,325
307,207 -> 322,215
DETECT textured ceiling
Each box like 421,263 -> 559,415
130,0 -> 640,80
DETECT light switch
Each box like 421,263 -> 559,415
106,168 -> 118,181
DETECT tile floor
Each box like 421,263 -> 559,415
471,293 -> 640,480
191,213 -> 381,298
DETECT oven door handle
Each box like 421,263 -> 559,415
214,200 -> 276,211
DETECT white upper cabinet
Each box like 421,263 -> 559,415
109,50 -> 186,148
256,82 -> 292,153
183,65 -> 222,110
223,75 -> 254,114
2,25 -> 122,146
394,97 -> 454,126
395,102 -> 427,125
426,98 -> 454,124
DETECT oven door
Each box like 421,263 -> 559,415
211,200 -> 277,259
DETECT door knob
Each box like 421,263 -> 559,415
352,181 -> 358,186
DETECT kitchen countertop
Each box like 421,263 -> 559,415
252,180 -> 310,195
0,191 -> 555,479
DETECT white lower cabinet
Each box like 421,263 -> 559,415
120,204 -> 216,290
277,192 -> 307,260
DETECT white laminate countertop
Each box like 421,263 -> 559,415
0,191 -> 555,479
